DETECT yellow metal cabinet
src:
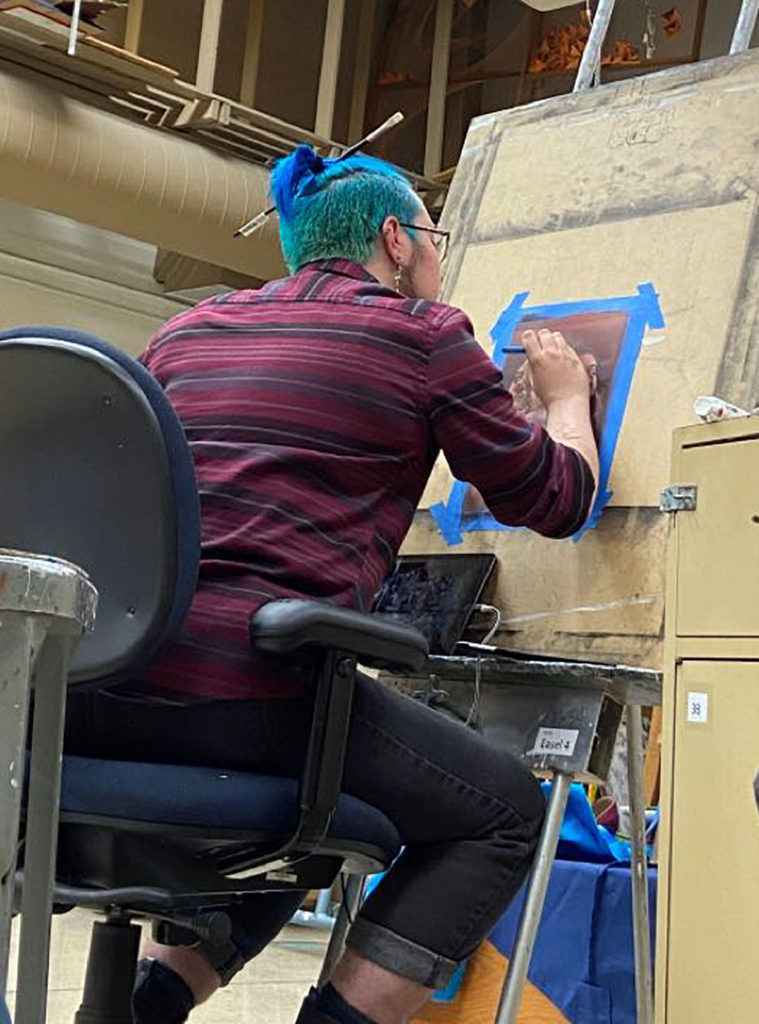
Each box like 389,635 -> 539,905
657,419 -> 759,1024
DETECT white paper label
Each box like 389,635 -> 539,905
530,727 -> 579,758
687,692 -> 709,724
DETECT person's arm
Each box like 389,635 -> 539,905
522,328 -> 599,493
426,312 -> 598,539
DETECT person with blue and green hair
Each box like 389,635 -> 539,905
78,144 -> 599,1024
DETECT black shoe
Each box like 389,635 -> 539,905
295,987 -> 340,1023
132,959 -> 195,1024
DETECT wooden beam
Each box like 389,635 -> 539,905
424,0 -> 453,178
315,0 -> 346,139
348,0 -> 376,143
196,0 -> 224,93
123,0 -> 145,53
240,0 -> 265,108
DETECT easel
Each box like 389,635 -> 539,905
396,652 -> 661,1024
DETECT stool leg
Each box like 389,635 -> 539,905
317,874 -> 364,988
626,705 -> 654,1024
16,634 -> 78,1024
495,771 -> 571,1024
0,616 -> 44,997
74,918 -> 141,1024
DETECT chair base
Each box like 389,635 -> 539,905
74,918 -> 141,1024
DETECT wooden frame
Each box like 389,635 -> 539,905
348,0 -> 376,143
123,0 -> 145,53
315,0 -> 346,139
424,0 -> 454,177
240,0 -> 265,109
196,0 -> 224,93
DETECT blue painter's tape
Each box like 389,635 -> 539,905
432,284 -> 665,545
430,478 -> 470,544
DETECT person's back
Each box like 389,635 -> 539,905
65,144 -> 600,1024
139,259 -> 592,704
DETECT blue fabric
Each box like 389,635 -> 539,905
542,782 -> 630,864
60,756 -> 401,861
490,859 -> 657,1024
0,327 -> 200,684
0,996 -> 9,1024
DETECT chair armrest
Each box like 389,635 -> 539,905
249,599 -> 428,671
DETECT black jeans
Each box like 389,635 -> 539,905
65,674 -> 544,988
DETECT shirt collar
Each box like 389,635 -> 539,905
306,258 -> 379,284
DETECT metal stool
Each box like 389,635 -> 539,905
0,550 -> 97,1024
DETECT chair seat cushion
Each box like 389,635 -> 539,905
60,756 -> 401,861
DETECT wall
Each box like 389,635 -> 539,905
0,199 -> 189,357
139,0 -> 205,79
255,0 -> 329,129
701,0 -> 759,58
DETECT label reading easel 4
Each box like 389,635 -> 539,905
530,727 -> 579,757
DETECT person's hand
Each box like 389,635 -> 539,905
522,329 -> 592,409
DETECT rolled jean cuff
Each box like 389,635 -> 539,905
346,916 -> 459,989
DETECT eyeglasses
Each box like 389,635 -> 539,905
398,222 -> 451,263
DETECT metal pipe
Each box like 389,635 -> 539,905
292,888 -> 336,930
15,636 -> 80,1024
67,0 -> 83,55
574,0 -> 617,92
731,0 -> 759,54
0,67 -> 279,278
626,706 -> 654,1024
495,772 -> 572,1024
318,875 -> 364,988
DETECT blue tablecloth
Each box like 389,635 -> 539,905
489,859 -> 657,1024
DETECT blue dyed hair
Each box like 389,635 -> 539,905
270,145 -> 422,272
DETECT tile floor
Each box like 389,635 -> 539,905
6,911 -> 328,1023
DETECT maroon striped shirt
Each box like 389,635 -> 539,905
138,259 -> 593,702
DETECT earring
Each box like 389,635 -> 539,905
394,263 -> 403,292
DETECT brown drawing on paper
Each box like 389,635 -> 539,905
463,311 -> 630,516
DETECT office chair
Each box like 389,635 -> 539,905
0,326 -> 427,1023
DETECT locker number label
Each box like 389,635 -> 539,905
686,692 -> 709,724
530,727 -> 579,758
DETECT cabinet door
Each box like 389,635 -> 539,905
676,436 -> 759,637
666,661 -> 759,1023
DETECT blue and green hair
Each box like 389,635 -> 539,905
270,145 -> 422,272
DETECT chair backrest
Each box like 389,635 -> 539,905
0,327 -> 200,685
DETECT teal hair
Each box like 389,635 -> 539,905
270,145 -> 422,272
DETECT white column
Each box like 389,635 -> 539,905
315,0 -> 347,139
123,0 -> 145,53
424,0 -> 454,177
196,0 -> 225,93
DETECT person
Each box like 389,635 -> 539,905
64,145 -> 599,1024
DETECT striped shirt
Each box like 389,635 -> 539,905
138,259 -> 593,702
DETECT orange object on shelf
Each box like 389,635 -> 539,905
529,9 -> 640,75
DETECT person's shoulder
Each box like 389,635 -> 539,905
419,300 -> 473,334
356,290 -> 472,332
142,295 -> 226,362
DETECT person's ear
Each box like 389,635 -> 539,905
381,216 -> 405,264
